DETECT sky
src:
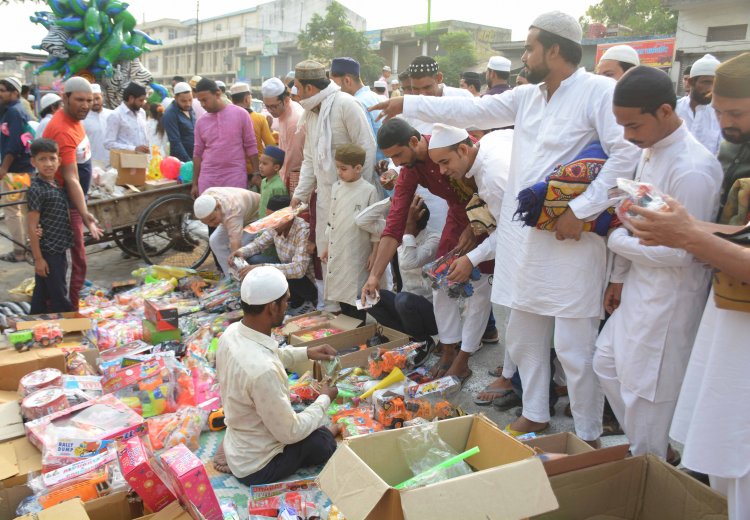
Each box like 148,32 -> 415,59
0,0 -> 594,54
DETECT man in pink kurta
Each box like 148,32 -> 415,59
261,78 -> 305,193
192,78 -> 258,197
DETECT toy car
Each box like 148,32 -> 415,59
32,323 -> 64,347
9,329 -> 34,352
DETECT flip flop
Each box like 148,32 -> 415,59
473,386 -> 512,406
487,366 -> 504,377
504,423 -> 550,438
457,369 -> 473,388
0,252 -> 21,263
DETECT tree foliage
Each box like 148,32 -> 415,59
580,0 -> 677,37
435,32 -> 477,88
297,1 -> 383,84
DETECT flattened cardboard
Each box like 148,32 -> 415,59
111,149 -> 148,186
0,348 -> 66,391
522,432 -> 630,476
14,498 -> 88,520
318,414 -> 558,520
533,455 -> 728,520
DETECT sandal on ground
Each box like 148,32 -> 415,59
473,386 -> 512,406
492,392 -> 522,410
487,366 -> 504,378
456,369 -> 473,388
0,252 -> 22,263
504,423 -> 549,437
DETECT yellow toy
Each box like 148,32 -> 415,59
147,145 -> 163,180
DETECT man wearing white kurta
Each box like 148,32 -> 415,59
83,84 -> 112,168
593,66 -> 723,460
675,54 -> 722,155
289,60 -> 378,310
370,11 -> 641,440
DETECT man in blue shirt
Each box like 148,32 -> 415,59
0,76 -> 33,263
162,82 -> 195,163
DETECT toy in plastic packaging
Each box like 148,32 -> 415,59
96,317 -> 144,350
289,372 -> 321,405
22,388 -> 70,421
199,278 -> 241,313
210,309 -> 243,337
147,407 -> 203,452
244,204 -> 307,234
295,327 -> 343,343
368,342 -> 423,378
18,368 -> 63,397
613,178 -> 669,231
32,322 -> 64,347
407,375 -> 462,401
65,351 -> 96,376
41,436 -> 115,473
99,340 -> 153,362
101,356 -> 176,418
133,265 -> 198,282
332,407 -> 383,438
422,252 -> 480,298
62,375 -> 103,406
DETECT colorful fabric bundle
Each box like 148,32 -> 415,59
514,141 -> 619,236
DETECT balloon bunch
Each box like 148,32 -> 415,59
31,0 -> 163,79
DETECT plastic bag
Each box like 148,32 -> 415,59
614,178 -> 669,231
66,351 -> 96,376
146,407 -> 204,452
368,342 -> 423,378
396,420 -> 473,489
422,252 -> 480,299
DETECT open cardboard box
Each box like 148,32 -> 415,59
111,149 -> 148,186
13,498 -> 89,520
319,414 -> 558,520
522,432 -> 629,476
532,454 -> 728,520
15,317 -> 96,349
0,348 -> 66,392
0,391 -> 23,443
0,437 -> 41,520
287,313 -> 363,345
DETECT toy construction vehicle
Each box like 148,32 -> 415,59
9,329 -> 34,352
32,323 -> 64,347
375,392 -> 455,429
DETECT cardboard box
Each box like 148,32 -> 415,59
0,347 -> 66,392
144,300 -> 179,332
0,436 -> 41,520
143,179 -> 179,191
111,149 -> 148,186
14,498 -> 89,520
532,454 -> 728,520
280,311 -> 362,340
522,432 -> 629,476
85,491 -> 144,520
142,320 -> 181,345
118,436 -> 176,512
15,317 -> 97,349
0,391 -> 23,442
319,414 -> 558,520
137,501 -> 192,520
6,312 -> 80,330
159,443 -> 222,520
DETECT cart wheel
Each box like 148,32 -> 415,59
112,228 -> 141,258
136,193 -> 210,269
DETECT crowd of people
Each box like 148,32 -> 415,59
1,8 -> 749,518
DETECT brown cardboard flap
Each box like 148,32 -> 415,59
0,348 -> 66,391
0,401 -> 23,443
466,415 -> 536,471
0,437 -> 42,486
14,498 -> 88,520
85,491 -> 144,520
16,317 -> 93,333
135,501 -> 191,519
523,432 -> 629,476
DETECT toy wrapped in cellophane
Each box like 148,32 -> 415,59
614,178 -> 669,232
421,252 -> 480,299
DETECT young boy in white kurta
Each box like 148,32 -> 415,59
323,144 -> 380,318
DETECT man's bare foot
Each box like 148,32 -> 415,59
213,440 -> 231,474
507,416 -> 549,434
428,343 -> 458,379
475,376 -> 513,402
443,351 -> 471,378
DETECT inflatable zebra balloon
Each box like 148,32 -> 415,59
100,58 -> 154,109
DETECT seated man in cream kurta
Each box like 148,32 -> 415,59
213,266 -> 339,484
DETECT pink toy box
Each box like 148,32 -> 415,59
118,436 -> 176,512
159,442 -> 222,520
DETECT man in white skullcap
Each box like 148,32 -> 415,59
42,76 -> 103,308
371,10 -> 641,442
596,45 -> 640,80
161,82 -> 195,163
390,78 -> 402,98
379,65 -> 392,94
229,82 -> 275,156
193,186 -> 260,276
215,80 -> 231,104
261,77 -> 305,190
82,84 -> 112,167
213,265 -> 339,482
188,75 -> 206,119
676,54 -> 722,154
35,93 -> 62,141
373,80 -> 388,101
426,123 -> 514,396
486,56 -> 512,96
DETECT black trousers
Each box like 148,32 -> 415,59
288,276 -> 318,308
236,427 -> 336,486
30,251 -> 72,314
367,290 -> 438,341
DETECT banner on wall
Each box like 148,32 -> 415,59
596,38 -> 676,67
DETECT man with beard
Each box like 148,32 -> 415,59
630,52 -> 750,520
82,84 -> 112,167
594,66 -> 722,461
162,82 -> 195,163
676,54 -> 722,154
485,56 -> 512,96
370,11 -> 640,441
42,77 -> 103,308
104,82 -> 149,154
261,77 -> 305,191
214,266 -> 339,483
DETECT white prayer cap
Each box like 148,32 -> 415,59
262,77 -> 286,98
189,75 -> 202,87
531,11 -> 582,44
690,54 -> 720,78
390,78 -> 399,85
0,76 -> 21,92
374,80 -> 387,89
383,65 -> 391,72
216,80 -> 226,89
241,265 -> 289,305
487,56 -> 511,72
193,195 -> 217,219
428,123 -> 470,150
162,97 -> 174,109
90,84 -> 102,94
290,86 -> 298,95
285,71 -> 295,79
27,94 -> 35,102
229,82 -> 250,96
40,93 -> 61,111
600,45 -> 640,66
173,82 -> 191,95
64,76 -> 92,94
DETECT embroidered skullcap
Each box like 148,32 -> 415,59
295,60 -> 326,81
261,77 -> 286,98
330,57 -> 360,77
690,54 -> 720,78
241,266 -> 288,305
714,53 -> 750,99
263,145 -> 286,165
228,82 -> 250,95
90,83 -> 102,94
173,82 -> 191,95
335,143 -> 367,167
409,56 -> 439,75
614,66 -> 675,110
193,194 -> 217,219
487,56 -> 511,72
428,123 -> 470,149
531,11 -> 583,44
600,45 -> 640,66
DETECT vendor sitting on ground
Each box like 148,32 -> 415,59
193,187 -> 260,275
213,265 -> 339,484
231,195 -> 318,313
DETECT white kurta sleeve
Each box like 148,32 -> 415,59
609,252 -> 631,283
466,232 -> 496,265
293,123 -> 316,203
608,227 -> 694,268
403,90 -> 518,132
399,232 -> 439,270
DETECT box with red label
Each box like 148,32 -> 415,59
25,393 -> 147,451
144,300 -> 179,332
159,443 -> 222,520
118,436 -> 176,512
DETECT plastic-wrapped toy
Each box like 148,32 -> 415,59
19,368 -> 63,397
331,407 -> 383,438
243,204 -> 307,234
368,342 -> 423,378
22,388 -> 70,421
146,407 -> 203,452
9,329 -> 34,352
407,376 -> 462,400
422,252 -> 480,298
96,317 -> 144,350
614,178 -> 668,231
199,278 -> 240,312
117,436 -> 175,512
295,328 -> 343,343
32,322 -> 64,347
374,392 -> 456,429
101,357 -> 176,418
66,351 -> 96,376
289,372 -> 321,405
